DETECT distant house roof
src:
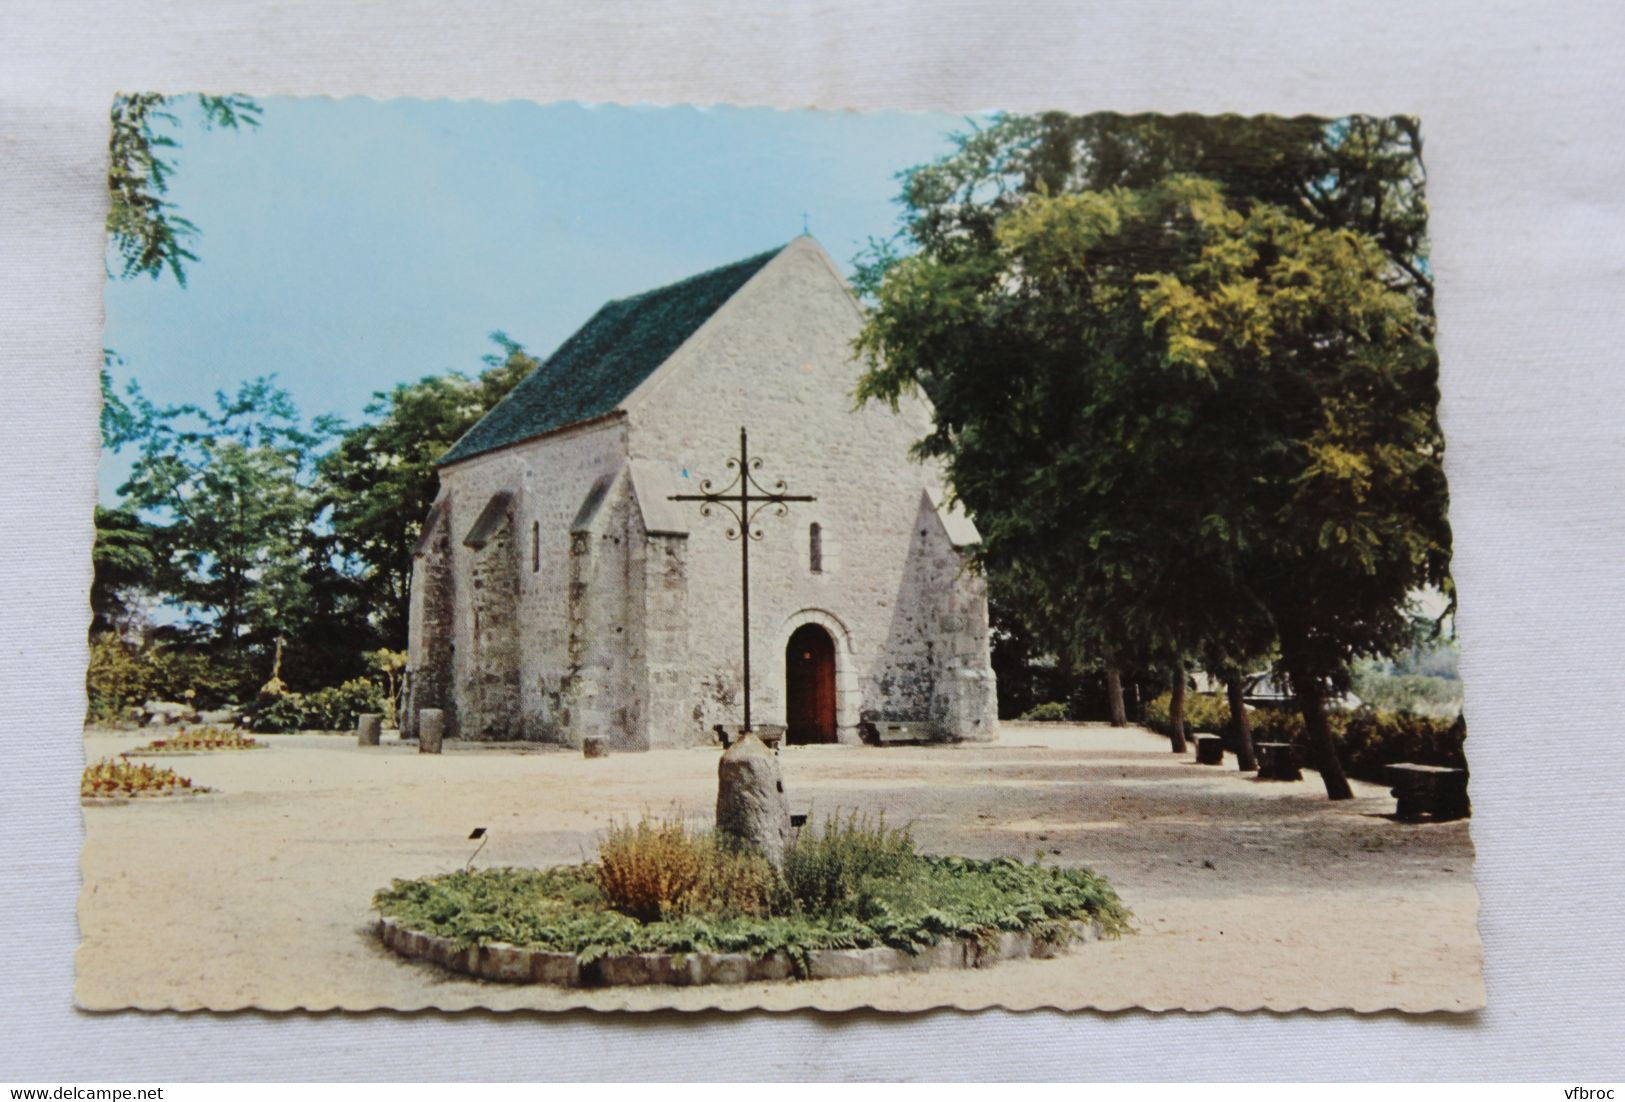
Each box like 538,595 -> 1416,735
439,246 -> 783,466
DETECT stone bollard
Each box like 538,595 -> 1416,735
418,708 -> 444,754
582,736 -> 608,758
356,713 -> 382,747
716,733 -> 790,867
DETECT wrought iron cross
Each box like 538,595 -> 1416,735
670,427 -> 815,731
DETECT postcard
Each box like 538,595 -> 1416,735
80,97 -> 1479,1012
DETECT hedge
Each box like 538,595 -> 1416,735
1144,691 -> 1466,784
245,678 -> 386,733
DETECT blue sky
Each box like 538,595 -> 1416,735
101,97 -> 974,499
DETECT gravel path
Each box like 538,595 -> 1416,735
76,722 -> 1481,1012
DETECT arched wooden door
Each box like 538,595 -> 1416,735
786,623 -> 837,744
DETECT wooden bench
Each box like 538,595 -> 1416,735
1193,732 -> 1224,765
1388,763 -> 1470,821
1255,741 -> 1305,781
859,720 -> 937,745
712,724 -> 785,751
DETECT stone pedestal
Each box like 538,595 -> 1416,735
1388,763 -> 1470,820
1194,733 -> 1224,765
356,713 -> 382,747
1255,741 -> 1304,781
418,708 -> 444,754
716,733 -> 790,866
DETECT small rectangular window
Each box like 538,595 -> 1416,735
809,522 -> 823,574
532,520 -> 540,572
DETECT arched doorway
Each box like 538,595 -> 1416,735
785,623 -> 837,744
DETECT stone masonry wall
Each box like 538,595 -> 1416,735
405,505 -> 455,738
465,505 -> 521,738
566,478 -> 640,748
417,238 -> 998,748
624,487 -> 691,749
433,418 -> 628,743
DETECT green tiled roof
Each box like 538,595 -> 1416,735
440,246 -> 783,465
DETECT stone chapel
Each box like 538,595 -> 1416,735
404,237 -> 998,749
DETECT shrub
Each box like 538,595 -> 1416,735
85,635 -> 254,722
1248,704 -> 1306,744
1144,690 -> 1231,737
783,811 -> 916,915
1325,708 -> 1467,780
597,815 -> 779,921
245,677 -> 384,732
1146,690 -> 1467,783
1018,701 -> 1070,722
85,634 -> 151,723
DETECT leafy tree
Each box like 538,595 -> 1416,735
861,111 -> 1430,313
114,376 -> 337,654
107,93 -> 260,286
99,350 -> 141,449
318,333 -> 535,646
857,173 -> 1450,799
89,505 -> 158,636
860,177 -> 1264,714
856,112 -> 1443,796
1137,185 -> 1450,797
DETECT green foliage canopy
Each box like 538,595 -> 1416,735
860,112 -> 1430,314
114,376 -> 338,650
857,168 -> 1451,799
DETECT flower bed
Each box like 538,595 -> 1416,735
374,814 -> 1130,986
129,726 -> 264,754
81,758 -> 209,801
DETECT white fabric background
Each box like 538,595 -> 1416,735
3,0 -> 1622,1081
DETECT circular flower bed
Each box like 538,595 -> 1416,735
374,814 -> 1130,986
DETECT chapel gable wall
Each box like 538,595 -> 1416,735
620,238 -> 990,742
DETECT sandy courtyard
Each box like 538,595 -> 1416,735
76,722 -> 1482,1013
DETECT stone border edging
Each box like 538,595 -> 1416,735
377,914 -> 1099,987
80,790 -> 215,806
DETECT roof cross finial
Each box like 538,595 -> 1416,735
802,212 -> 809,237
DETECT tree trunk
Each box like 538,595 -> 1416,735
1280,645 -> 1353,801
1056,650 -> 1076,718
1168,667 -> 1188,753
1226,673 -> 1258,772
1106,668 -> 1127,727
